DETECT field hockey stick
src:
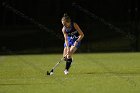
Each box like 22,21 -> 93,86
47,54 -> 68,75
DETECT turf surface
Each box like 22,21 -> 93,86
0,53 -> 140,93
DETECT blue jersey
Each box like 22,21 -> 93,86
64,22 -> 81,48
64,22 -> 79,39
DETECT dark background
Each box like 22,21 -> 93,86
0,0 -> 140,54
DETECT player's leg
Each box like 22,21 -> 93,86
70,46 -> 77,55
63,47 -> 67,60
64,40 -> 80,74
66,41 -> 80,59
64,46 -> 77,74
65,41 -> 81,72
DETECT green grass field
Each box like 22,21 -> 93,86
0,53 -> 140,93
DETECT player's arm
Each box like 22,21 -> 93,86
74,23 -> 84,42
62,27 -> 70,51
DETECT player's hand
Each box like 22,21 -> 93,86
64,56 -> 67,61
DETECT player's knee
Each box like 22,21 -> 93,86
67,54 -> 72,59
